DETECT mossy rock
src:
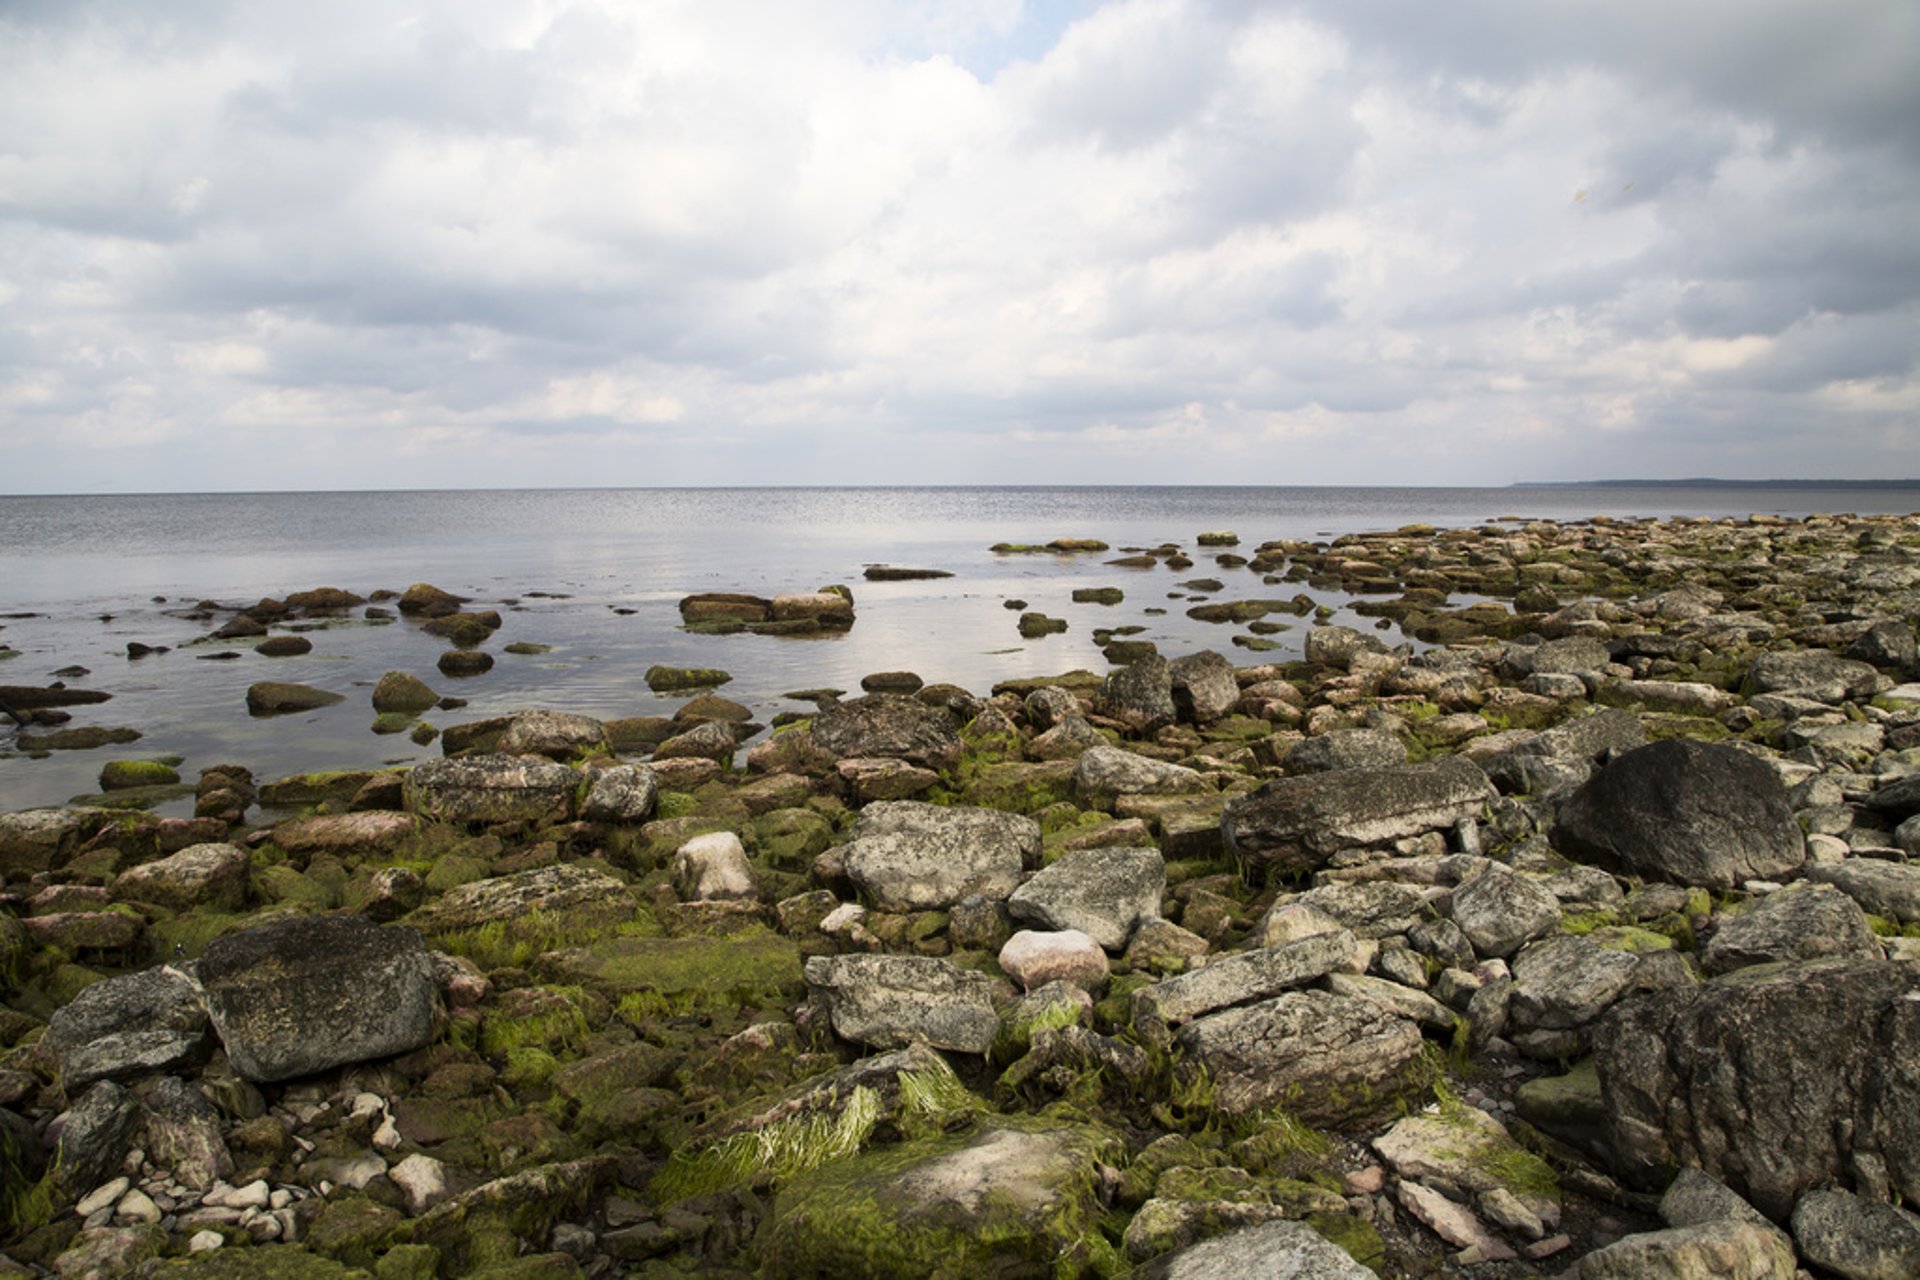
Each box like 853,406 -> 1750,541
307,1196 -> 406,1268
758,1123 -> 1120,1279
98,759 -> 181,791
144,1246 -> 376,1280
371,712 -> 416,736
646,666 -> 732,692
1017,613 -> 1067,639
540,929 -> 803,1023
950,760 -> 1075,814
1071,587 -> 1125,606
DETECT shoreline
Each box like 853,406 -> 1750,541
4,509 -> 1920,1276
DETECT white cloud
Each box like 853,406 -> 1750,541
1,0 -> 1916,491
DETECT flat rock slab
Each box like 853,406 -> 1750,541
405,753 -> 578,824
1177,989 -> 1428,1125
1007,845 -> 1166,951
1806,859 -> 1920,923
1133,929 -> 1357,1028
272,811 -> 420,856
1702,881 -> 1883,974
1222,756 -> 1494,872
1072,745 -> 1207,808
1553,740 -> 1804,890
44,964 -> 211,1089
406,863 -> 636,934
803,954 -> 1004,1054
111,842 -> 249,912
844,828 -> 1025,912
809,695 -> 959,770
197,915 -> 440,1083
1374,1105 -> 1558,1226
1578,1219 -> 1796,1280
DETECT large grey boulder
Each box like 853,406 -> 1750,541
1806,859 -> 1920,924
1072,746 -> 1206,808
1450,865 -> 1561,959
197,916 -> 441,1083
44,965 -> 211,1090
580,763 -> 659,824
1006,846 -> 1165,951
1290,880 -> 1431,939
1552,740 -> 1804,890
1094,653 -> 1176,733
1167,650 -> 1238,726
841,801 -> 1038,911
809,694 -> 961,771
1176,990 -> 1428,1125
1702,882 -> 1883,975
52,1082 -> 144,1196
1595,957 -> 1920,1218
406,753 -> 578,824
110,842 -> 249,913
1222,756 -> 1494,872
1744,650 -> 1880,703
1281,728 -> 1406,775
1507,935 -> 1676,1059
0,806 -> 112,878
1790,1187 -> 1920,1280
802,954 -> 1003,1054
498,710 -> 611,761
143,1076 -> 233,1191
1138,1219 -> 1375,1279
406,863 -> 636,934
1132,929 -> 1356,1029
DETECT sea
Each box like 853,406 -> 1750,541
3,484 -> 1917,816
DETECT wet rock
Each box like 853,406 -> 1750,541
45,964 -> 211,1089
398,583 -> 468,617
1138,1218 -> 1375,1279
1167,650 -> 1238,726
1176,990 -> 1428,1124
1553,740 -> 1804,890
245,681 -> 345,715
1451,864 -> 1562,959
1007,845 -> 1165,950
197,915 -> 441,1082
810,693 -> 961,770
254,635 -> 313,657
436,649 -> 494,677
772,591 -> 856,628
1701,881 -> 1883,974
111,841 -> 249,912
1072,745 -> 1207,808
679,592 -> 772,625
1222,756 -> 1494,872
581,763 -> 658,824
1094,653 -> 1176,733
1790,1186 -> 1920,1280
645,665 -> 732,692
405,753 -> 578,824
98,759 -> 179,791
864,566 -> 952,581
498,709 -> 611,760
802,954 -> 1003,1053
1596,957 -> 1920,1218
1133,929 -> 1356,1029
1281,728 -> 1407,775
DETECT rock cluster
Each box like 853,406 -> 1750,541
4,510 -> 1920,1278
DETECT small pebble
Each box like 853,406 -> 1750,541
188,1230 -> 225,1253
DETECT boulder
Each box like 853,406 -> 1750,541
1222,756 -> 1494,872
771,592 -> 855,627
110,842 -> 249,912
1507,935 -> 1656,1056
1743,650 -> 1880,703
1167,650 -> 1238,726
809,694 -> 961,770
0,806 -> 113,877
144,1076 -> 233,1191
1137,1218 -> 1376,1279
1451,865 -> 1561,959
437,649 -> 493,678
1072,745 -> 1207,808
998,930 -> 1110,993
1790,1186 -> 1920,1280
1281,728 -> 1407,775
1595,957 -> 1920,1218
498,710 -> 611,761
1847,620 -> 1918,671
1480,707 -> 1648,794
1132,929 -> 1356,1029
1024,686 -> 1081,731
841,801 -> 1038,911
672,831 -> 757,901
44,965 -> 212,1089
271,810 -> 419,857
370,672 -> 438,715
1094,653 -> 1176,734
1290,880 -> 1431,938
1578,1220 -> 1795,1279
1805,859 -> 1920,924
1552,741 -> 1804,890
580,764 -> 659,824
1176,990 -> 1429,1124
651,720 -> 737,765
1006,845 -> 1165,951
245,681 -> 345,715
196,915 -> 441,1083
406,863 -> 635,934
1027,715 -> 1103,762
397,583 -> 467,616
405,753 -> 578,824
1701,882 -> 1883,974
802,954 -> 1003,1053
53,1081 -> 144,1196
1305,625 -> 1387,668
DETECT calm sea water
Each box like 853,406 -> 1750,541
3,485 -> 1916,816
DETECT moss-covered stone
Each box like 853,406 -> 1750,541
307,1196 -> 405,1268
541,929 -> 803,1025
145,1246 -> 376,1280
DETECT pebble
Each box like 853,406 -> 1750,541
74,1177 -> 129,1218
116,1188 -> 162,1224
188,1229 -> 225,1253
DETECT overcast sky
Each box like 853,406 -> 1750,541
3,0 -> 1917,492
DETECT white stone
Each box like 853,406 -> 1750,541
225,1179 -> 271,1210
348,1092 -> 385,1120
372,1114 -> 402,1150
75,1178 -> 130,1218
188,1229 -> 225,1253
821,902 -> 867,934
115,1187 -> 162,1224
673,831 -> 758,901
997,929 -> 1110,993
388,1153 -> 452,1215
269,1189 -> 292,1210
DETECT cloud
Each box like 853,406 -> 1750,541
1,0 -> 1917,491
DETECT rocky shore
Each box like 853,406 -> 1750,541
4,510 -> 1920,1279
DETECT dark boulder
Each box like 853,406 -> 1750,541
1222,756 -> 1494,873
1094,653 -> 1176,734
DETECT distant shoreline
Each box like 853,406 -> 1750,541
1512,478 -> 1920,490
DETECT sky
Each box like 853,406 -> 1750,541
2,0 -> 1917,492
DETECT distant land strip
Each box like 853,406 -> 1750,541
1511,477 -> 1920,489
